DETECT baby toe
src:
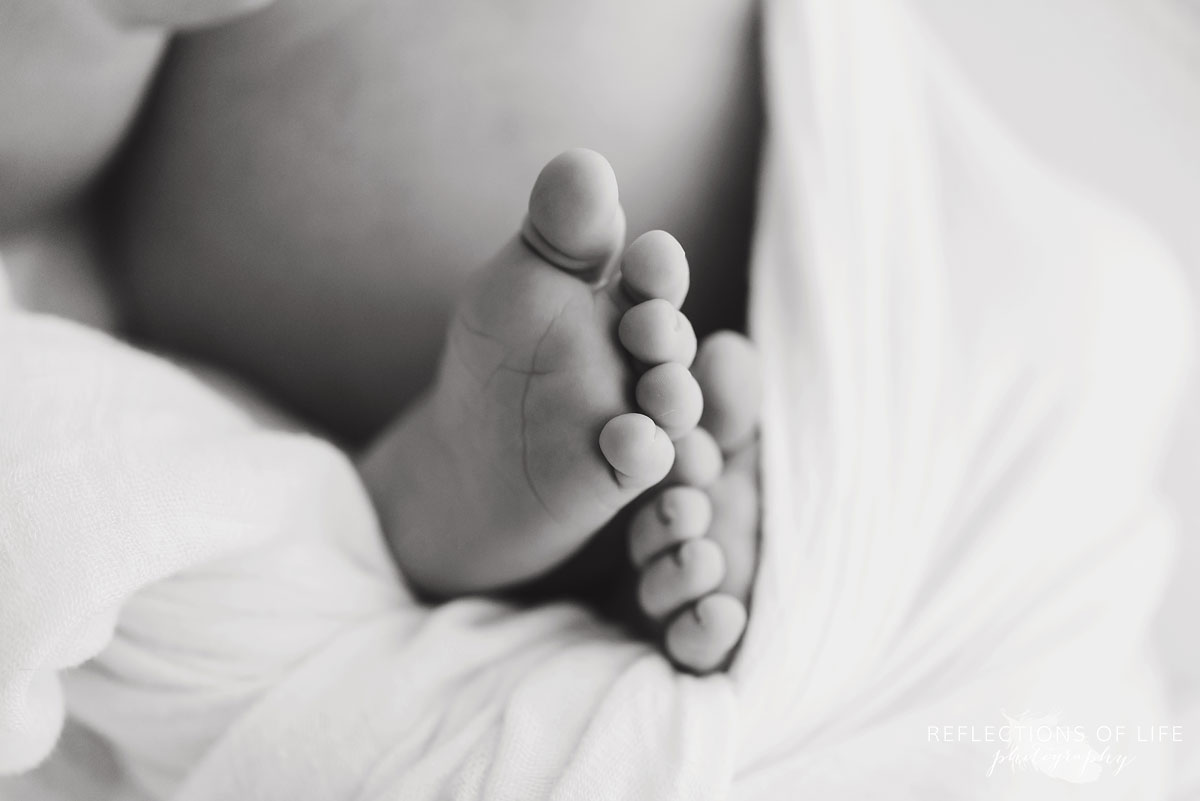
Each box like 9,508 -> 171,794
629,486 -> 713,567
619,299 -> 698,366
693,331 -> 762,453
638,538 -> 726,620
666,428 -> 724,487
599,413 -> 675,489
619,230 -> 690,308
635,362 -> 702,440
664,593 -> 748,674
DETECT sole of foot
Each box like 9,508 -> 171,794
364,149 -> 709,598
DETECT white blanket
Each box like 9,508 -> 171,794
1,0 -> 1193,798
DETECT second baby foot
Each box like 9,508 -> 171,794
629,332 -> 762,673
362,150 -> 702,597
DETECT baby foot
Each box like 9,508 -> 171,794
628,332 -> 762,673
363,150 -> 703,597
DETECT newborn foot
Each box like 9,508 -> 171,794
628,332 -> 762,673
362,150 -> 703,596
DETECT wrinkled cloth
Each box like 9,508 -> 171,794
1,0 -> 1194,798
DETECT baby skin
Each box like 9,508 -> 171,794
361,149 -> 760,673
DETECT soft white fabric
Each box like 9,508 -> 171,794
1,0 -> 1194,798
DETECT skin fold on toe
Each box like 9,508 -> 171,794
619,299 -> 698,366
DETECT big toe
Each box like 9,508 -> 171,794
523,149 -> 626,279
693,331 -> 762,453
